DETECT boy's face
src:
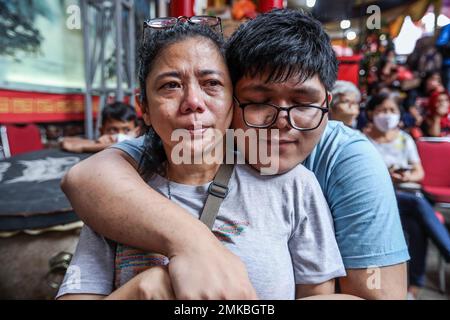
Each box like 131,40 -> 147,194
100,119 -> 137,136
232,73 -> 329,174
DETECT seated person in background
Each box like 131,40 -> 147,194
61,102 -> 139,153
422,90 -> 450,137
328,80 -> 361,128
364,92 -> 450,299
404,71 -> 445,129
378,49 -> 399,88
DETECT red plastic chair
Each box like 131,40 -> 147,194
0,124 -> 43,157
417,138 -> 450,205
416,137 -> 450,293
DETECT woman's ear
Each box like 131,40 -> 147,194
135,95 -> 152,126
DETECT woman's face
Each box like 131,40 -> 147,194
436,93 -> 450,116
142,37 -> 233,162
370,98 -> 401,133
332,92 -> 360,121
426,73 -> 443,93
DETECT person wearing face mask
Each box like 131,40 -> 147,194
61,102 -> 140,153
365,92 -> 450,299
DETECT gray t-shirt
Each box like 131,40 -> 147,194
57,164 -> 345,300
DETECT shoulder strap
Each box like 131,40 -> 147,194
199,163 -> 234,229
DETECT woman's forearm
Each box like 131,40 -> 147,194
61,148 -> 210,256
409,163 -> 425,183
426,117 -> 441,137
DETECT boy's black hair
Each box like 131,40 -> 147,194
102,101 -> 137,126
225,9 -> 338,91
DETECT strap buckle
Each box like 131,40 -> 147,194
208,181 -> 229,199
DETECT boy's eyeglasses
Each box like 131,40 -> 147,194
142,16 -> 222,38
234,91 -> 329,131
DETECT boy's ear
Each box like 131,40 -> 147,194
327,92 -> 333,105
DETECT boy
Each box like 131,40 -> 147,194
61,101 -> 139,153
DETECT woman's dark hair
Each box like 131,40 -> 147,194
225,9 -> 338,91
419,70 -> 441,95
365,92 -> 403,121
137,23 -> 225,180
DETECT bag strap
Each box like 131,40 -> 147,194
199,163 -> 234,229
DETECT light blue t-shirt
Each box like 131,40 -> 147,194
113,121 -> 409,269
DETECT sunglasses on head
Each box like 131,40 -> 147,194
142,15 -> 222,37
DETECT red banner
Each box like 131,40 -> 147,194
0,89 -> 100,124
337,55 -> 363,87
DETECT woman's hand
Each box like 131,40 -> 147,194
390,169 -> 405,184
390,164 -> 424,184
396,170 -> 412,183
390,171 -> 412,183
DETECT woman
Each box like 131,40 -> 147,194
422,89 -> 450,137
56,21 -> 345,300
364,92 -> 450,299
403,71 -> 445,130
328,80 -> 361,129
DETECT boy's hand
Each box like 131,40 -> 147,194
168,232 -> 258,300
136,265 -> 175,300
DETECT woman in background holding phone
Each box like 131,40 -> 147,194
364,92 -> 450,299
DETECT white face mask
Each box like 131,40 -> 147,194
373,113 -> 400,132
115,133 -> 135,142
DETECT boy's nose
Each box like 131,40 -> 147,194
272,109 -> 290,130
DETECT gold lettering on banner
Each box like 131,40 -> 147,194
37,100 -> 55,113
73,100 -> 83,113
67,100 -> 81,113
65,101 -> 75,113
0,97 -> 9,113
12,99 -> 33,113
56,101 -> 68,113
